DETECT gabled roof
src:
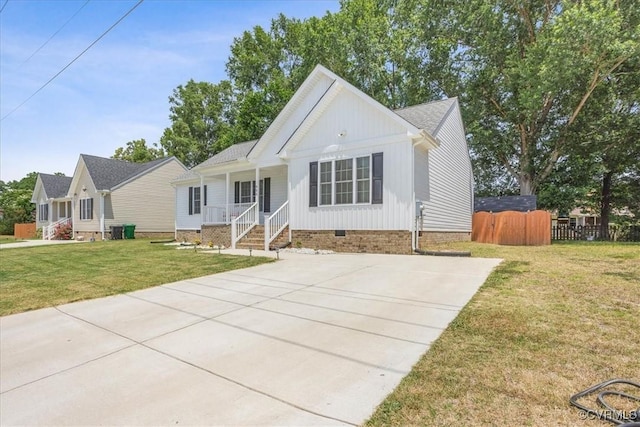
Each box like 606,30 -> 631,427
394,98 -> 458,135
193,140 -> 258,170
80,154 -> 171,191
39,173 -> 72,199
248,64 -> 437,160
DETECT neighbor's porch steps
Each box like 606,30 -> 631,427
235,225 -> 290,250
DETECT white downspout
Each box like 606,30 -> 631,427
255,167 -> 260,225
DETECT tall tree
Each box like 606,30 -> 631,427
112,138 -> 164,163
159,80 -> 235,168
411,0 -> 639,195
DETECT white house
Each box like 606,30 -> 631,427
173,65 -> 474,254
33,154 -> 187,240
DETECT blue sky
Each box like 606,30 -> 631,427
0,0 -> 339,182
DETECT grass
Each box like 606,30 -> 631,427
0,236 -> 25,244
366,241 -> 640,427
0,239 -> 273,316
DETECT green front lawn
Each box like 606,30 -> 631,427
367,241 -> 640,426
0,239 -> 272,316
0,236 -> 25,244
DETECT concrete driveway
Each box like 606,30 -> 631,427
0,252 -> 501,426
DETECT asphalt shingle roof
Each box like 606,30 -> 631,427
194,140 -> 259,169
394,98 -> 457,135
185,99 -> 457,175
81,154 -> 169,190
40,174 -> 72,198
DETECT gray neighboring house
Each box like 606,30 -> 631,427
172,65 -> 474,254
33,154 -> 187,240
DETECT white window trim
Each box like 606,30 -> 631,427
316,155 -> 372,207
80,198 -> 93,221
193,187 -> 201,215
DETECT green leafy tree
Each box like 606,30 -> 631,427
0,172 -> 39,235
410,0 -> 639,195
159,80 -> 235,168
112,139 -> 165,163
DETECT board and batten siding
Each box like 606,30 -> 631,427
73,165 -> 100,232
289,141 -> 413,231
105,160 -> 184,232
288,89 -> 414,231
175,184 -> 201,229
421,103 -> 473,232
252,73 -> 336,166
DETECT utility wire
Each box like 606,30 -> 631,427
0,0 -> 8,14
21,0 -> 91,66
1,0 -> 144,122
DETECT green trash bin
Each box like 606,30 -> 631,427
123,224 -> 136,239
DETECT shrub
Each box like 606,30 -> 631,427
54,223 -> 73,240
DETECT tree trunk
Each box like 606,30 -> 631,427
519,172 -> 533,195
600,170 -> 613,240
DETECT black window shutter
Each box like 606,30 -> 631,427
203,185 -> 207,206
188,187 -> 193,215
372,152 -> 383,204
309,161 -> 318,207
234,181 -> 240,203
263,178 -> 271,213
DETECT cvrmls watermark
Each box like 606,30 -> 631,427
578,409 -> 638,421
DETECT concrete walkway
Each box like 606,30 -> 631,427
0,239 -> 83,249
0,252 -> 501,426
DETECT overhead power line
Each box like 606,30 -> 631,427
21,0 -> 91,66
1,0 -> 144,122
0,0 -> 8,14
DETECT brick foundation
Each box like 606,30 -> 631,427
291,230 -> 413,254
419,231 -> 471,246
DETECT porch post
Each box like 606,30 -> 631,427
99,193 -> 105,241
71,195 -> 76,237
200,175 -> 204,221
225,172 -> 230,224
255,167 -> 260,216
48,199 -> 53,225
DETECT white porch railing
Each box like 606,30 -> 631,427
264,201 -> 289,251
203,203 -> 254,224
231,202 -> 258,249
43,217 -> 71,240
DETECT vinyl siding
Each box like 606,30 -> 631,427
414,145 -> 430,202
105,160 -> 184,232
175,167 -> 289,229
72,166 -> 100,232
176,184 -> 201,229
290,141 -> 413,230
421,103 -> 473,231
252,74 -> 336,166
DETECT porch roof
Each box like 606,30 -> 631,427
194,140 -> 258,170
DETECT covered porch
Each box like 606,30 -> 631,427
40,198 -> 72,240
199,165 -> 290,250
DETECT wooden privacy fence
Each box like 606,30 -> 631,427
14,223 -> 36,239
472,210 -> 551,246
